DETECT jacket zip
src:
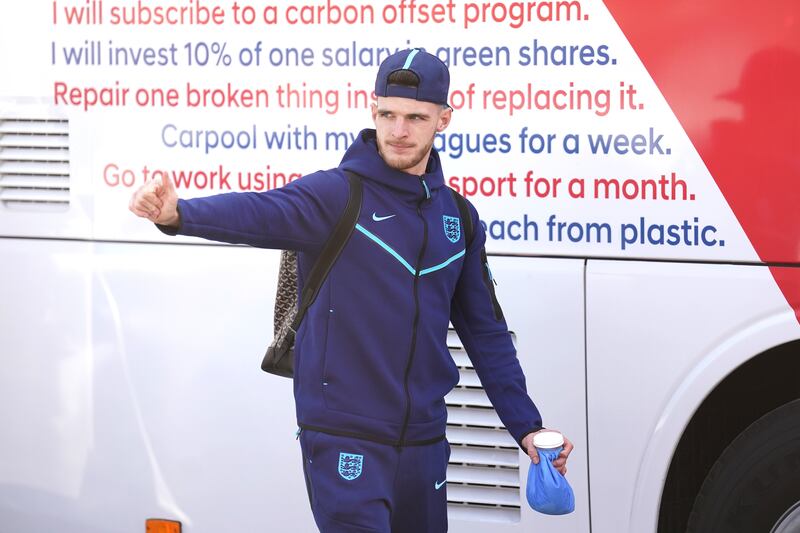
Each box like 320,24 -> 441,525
398,177 -> 430,445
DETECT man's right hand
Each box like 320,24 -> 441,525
129,174 -> 180,227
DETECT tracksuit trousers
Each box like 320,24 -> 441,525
299,429 -> 451,532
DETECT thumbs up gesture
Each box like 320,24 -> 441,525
129,174 -> 180,227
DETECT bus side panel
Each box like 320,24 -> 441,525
0,238 -> 94,530
586,260 -> 800,533
507,258 -> 589,533
0,240 -> 318,532
89,242 -> 312,532
448,257 -> 589,533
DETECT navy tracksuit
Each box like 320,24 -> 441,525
168,129 -> 543,531
299,429 -> 450,532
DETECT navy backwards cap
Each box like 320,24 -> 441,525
375,48 -> 450,106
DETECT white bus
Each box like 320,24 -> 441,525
1,1 -> 798,532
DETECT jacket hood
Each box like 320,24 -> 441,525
339,129 -> 445,201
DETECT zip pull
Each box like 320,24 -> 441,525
295,427 -> 302,440
420,177 -> 431,200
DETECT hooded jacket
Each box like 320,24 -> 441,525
169,129 -> 542,447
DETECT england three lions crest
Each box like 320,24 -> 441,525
443,215 -> 461,243
338,452 -> 363,481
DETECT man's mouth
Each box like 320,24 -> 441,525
387,142 -> 414,151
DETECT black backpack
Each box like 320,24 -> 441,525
261,172 -> 474,378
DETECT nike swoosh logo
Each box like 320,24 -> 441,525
372,213 -> 396,222
434,480 -> 447,490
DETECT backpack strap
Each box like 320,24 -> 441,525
449,188 -> 475,247
291,171 -> 363,332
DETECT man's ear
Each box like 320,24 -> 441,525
436,107 -> 452,132
370,103 -> 378,126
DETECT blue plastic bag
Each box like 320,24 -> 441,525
526,446 -> 575,515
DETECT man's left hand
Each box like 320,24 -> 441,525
522,430 -> 573,476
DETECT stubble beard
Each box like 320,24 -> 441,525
377,135 -> 435,174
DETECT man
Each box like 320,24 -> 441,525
130,48 -> 572,532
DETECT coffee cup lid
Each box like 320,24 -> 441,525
532,431 -> 564,449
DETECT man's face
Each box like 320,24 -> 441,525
371,96 -> 451,176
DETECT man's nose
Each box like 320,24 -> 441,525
391,118 -> 408,138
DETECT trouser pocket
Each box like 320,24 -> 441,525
299,430 -> 394,532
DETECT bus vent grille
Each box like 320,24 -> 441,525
445,328 -> 521,524
0,118 -> 70,210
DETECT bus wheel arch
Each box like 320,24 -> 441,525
657,340 -> 800,532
